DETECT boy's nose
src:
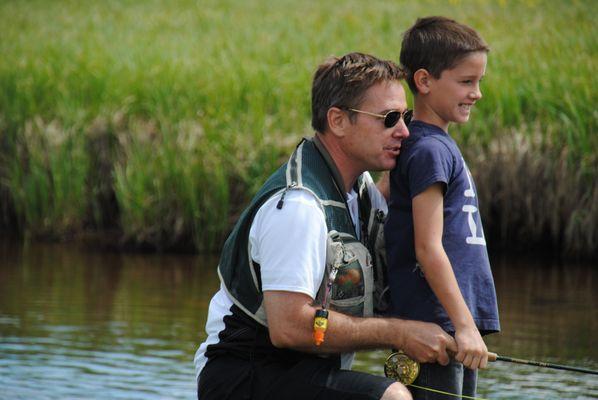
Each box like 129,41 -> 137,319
470,85 -> 483,100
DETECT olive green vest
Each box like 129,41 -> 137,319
217,136 -> 385,326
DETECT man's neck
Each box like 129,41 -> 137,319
314,133 -> 360,193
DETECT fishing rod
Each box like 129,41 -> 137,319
384,350 -> 598,386
489,352 -> 598,375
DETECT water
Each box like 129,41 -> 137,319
0,241 -> 596,399
352,255 -> 598,399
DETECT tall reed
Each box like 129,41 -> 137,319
0,0 -> 595,257
464,126 -> 597,258
4,118 -> 89,238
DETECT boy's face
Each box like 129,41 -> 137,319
421,51 -> 487,131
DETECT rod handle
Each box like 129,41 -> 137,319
488,351 -> 498,362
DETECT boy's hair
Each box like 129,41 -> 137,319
400,16 -> 489,94
311,52 -> 404,133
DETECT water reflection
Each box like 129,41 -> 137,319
0,240 -> 219,399
0,241 -> 596,399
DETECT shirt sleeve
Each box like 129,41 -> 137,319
406,137 -> 453,198
249,190 -> 327,299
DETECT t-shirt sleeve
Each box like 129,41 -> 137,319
406,138 -> 453,198
249,190 -> 327,299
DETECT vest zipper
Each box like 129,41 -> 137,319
368,210 -> 385,252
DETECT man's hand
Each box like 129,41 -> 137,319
454,327 -> 488,370
398,320 -> 457,366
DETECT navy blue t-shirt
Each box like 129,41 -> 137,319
385,120 -> 500,333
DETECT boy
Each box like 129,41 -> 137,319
385,17 -> 500,399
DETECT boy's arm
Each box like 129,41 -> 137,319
412,183 -> 488,370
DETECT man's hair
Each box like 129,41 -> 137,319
311,52 -> 404,133
400,16 -> 489,94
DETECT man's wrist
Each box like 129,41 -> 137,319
390,318 -> 407,350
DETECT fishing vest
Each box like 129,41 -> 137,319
217,136 -> 390,326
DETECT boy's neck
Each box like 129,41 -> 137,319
413,96 -> 450,133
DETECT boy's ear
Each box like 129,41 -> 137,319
326,107 -> 348,138
414,69 -> 432,94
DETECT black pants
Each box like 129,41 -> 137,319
198,353 -> 394,400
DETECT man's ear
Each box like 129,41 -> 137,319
326,107 -> 348,137
414,69 -> 432,94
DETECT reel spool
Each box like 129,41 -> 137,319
384,351 -> 420,385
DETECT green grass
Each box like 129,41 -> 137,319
4,118 -> 89,237
0,0 -> 595,256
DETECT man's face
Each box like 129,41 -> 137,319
343,81 -> 410,173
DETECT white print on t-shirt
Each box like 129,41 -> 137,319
461,159 -> 486,246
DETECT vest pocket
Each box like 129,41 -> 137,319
323,231 -> 374,318
330,296 -> 365,317
331,259 -> 364,300
330,256 -> 370,317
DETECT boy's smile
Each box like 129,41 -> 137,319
415,51 -> 487,132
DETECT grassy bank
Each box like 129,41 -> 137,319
0,0 -> 596,258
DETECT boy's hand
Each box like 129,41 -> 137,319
454,327 -> 488,370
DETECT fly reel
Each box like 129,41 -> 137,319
384,351 -> 420,385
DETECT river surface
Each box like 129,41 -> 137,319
0,240 -> 596,399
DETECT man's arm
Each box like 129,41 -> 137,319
412,183 -> 488,369
263,290 -> 456,365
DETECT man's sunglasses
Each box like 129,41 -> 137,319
348,108 -> 412,128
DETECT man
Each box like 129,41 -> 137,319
194,52 -> 457,400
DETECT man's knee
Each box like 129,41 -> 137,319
380,382 -> 412,400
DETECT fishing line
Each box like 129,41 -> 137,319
384,352 -> 489,399
407,383 -> 489,400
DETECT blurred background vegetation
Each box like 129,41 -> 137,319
0,0 -> 595,258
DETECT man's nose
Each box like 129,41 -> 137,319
393,119 -> 410,138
